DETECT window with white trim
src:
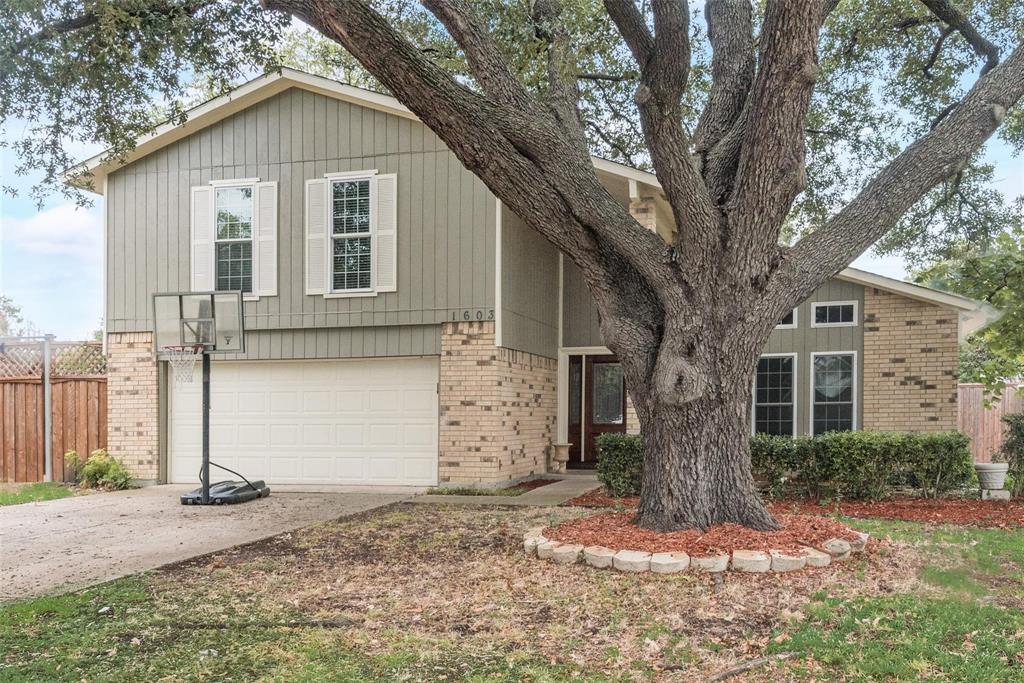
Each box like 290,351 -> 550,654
812,353 -> 855,434
214,185 -> 255,293
754,355 -> 795,436
811,301 -> 857,327
776,308 -> 797,328
331,178 -> 373,291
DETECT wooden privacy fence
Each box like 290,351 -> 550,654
958,383 -> 1024,463
0,338 -> 107,482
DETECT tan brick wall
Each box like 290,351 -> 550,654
106,332 -> 159,481
862,288 -> 959,431
629,197 -> 657,233
439,321 -> 558,486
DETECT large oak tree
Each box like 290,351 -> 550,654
4,0 -> 1024,530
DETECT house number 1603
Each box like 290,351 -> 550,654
451,309 -> 495,321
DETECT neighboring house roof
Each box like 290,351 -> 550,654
65,67 -> 996,335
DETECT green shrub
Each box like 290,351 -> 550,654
79,450 -> 133,490
595,433 -> 643,497
63,450 -> 82,484
1002,414 -> 1024,497
807,430 -> 906,500
905,432 -> 974,498
750,434 -> 811,499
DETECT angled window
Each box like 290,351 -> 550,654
812,353 -> 856,435
214,185 -> 254,293
754,355 -> 795,436
331,178 -> 373,292
811,301 -> 858,327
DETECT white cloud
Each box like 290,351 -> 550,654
1,203 -> 102,261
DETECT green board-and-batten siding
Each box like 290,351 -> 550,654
105,87 -> 495,360
215,325 -> 441,361
498,207 -> 559,359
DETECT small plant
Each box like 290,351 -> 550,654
63,450 -> 82,485
1000,413 -> 1024,497
79,450 -> 133,490
595,433 -> 643,497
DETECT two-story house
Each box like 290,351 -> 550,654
69,68 -> 992,487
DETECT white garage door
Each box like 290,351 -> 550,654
169,357 -> 438,485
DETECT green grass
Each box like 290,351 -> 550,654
0,577 -> 611,682
426,485 -> 532,496
0,482 -> 73,506
771,517 -> 1024,681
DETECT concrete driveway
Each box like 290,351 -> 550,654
0,485 -> 413,602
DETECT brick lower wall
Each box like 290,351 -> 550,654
106,332 -> 160,481
439,321 -> 558,486
862,288 -> 959,431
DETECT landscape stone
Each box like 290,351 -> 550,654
800,546 -> 832,568
650,552 -> 690,574
849,531 -> 870,552
551,543 -> 584,565
822,538 -> 851,560
524,526 -> 547,540
982,489 -> 1011,501
731,550 -> 771,572
690,554 -> 730,572
583,546 -> 616,568
769,549 -> 807,572
613,550 -> 651,572
523,536 -> 543,556
536,541 -> 562,560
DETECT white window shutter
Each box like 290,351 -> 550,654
254,181 -> 278,297
374,173 -> 398,292
305,178 -> 329,295
190,185 -> 214,291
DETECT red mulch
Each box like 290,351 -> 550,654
516,478 -> 560,492
545,512 -> 860,555
565,488 -> 1024,528
773,497 -> 1024,528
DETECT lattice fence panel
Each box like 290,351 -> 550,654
0,343 -> 44,379
51,343 -> 107,377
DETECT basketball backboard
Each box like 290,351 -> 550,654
153,291 -> 244,354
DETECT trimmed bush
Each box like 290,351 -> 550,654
593,429 -> 976,501
78,450 -> 133,490
905,432 -> 974,498
750,434 -> 811,499
1002,414 -> 1024,497
595,433 -> 643,497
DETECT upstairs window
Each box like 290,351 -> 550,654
811,301 -> 857,327
331,178 -> 373,292
214,186 -> 254,293
776,308 -> 797,329
754,355 -> 795,436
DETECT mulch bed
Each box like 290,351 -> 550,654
516,478 -> 560,492
545,511 -> 860,555
773,497 -> 1024,528
566,488 -> 1024,528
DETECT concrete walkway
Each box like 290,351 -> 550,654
410,474 -> 599,506
0,485 -> 413,602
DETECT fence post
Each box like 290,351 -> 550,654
42,334 -> 54,482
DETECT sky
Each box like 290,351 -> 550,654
1,76 -> 1023,341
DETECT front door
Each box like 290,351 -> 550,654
567,354 -> 627,468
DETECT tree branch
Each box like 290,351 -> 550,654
919,0 -> 1000,75
778,41 -> 1024,307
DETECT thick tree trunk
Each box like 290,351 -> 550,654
626,350 -> 779,533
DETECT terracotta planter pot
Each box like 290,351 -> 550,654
975,462 -> 1009,491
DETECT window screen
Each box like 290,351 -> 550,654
754,356 -> 794,436
813,354 -> 855,434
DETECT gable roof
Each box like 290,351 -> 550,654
64,67 -> 659,191
65,67 -> 994,331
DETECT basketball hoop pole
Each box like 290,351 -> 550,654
201,350 -> 211,505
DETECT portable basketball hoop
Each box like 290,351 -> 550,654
152,291 -> 269,506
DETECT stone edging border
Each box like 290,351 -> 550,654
523,528 -> 869,574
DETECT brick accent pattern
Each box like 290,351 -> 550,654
106,332 -> 160,481
439,321 -> 558,486
862,288 -> 958,431
629,197 -> 658,233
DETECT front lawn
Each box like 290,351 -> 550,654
2,504 -> 1022,681
0,482 -> 74,506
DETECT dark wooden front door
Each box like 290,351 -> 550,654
568,354 -> 627,467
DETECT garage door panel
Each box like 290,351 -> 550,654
170,358 -> 439,485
